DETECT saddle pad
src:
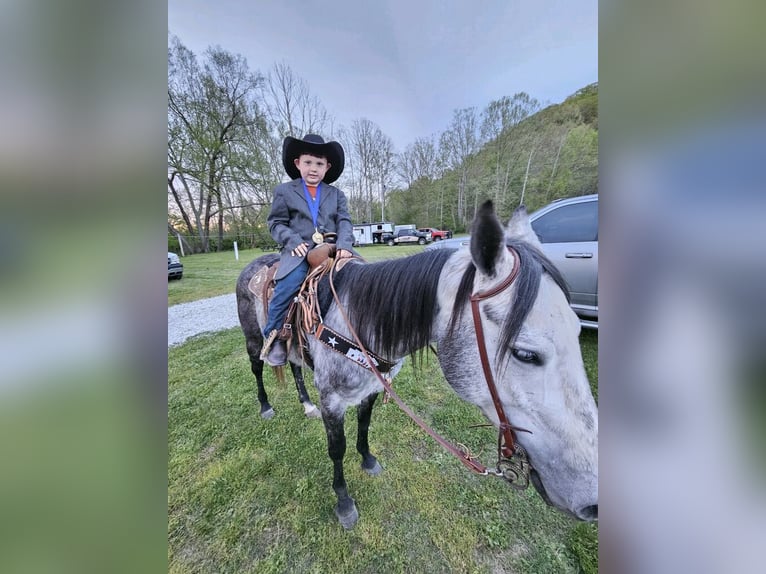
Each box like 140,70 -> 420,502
248,262 -> 279,319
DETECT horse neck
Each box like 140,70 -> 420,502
338,251 -> 451,360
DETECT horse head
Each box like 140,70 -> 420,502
436,200 -> 598,521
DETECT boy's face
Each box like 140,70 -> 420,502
294,153 -> 330,186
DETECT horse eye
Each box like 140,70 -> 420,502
512,348 -> 541,365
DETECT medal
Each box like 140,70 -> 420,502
302,181 -> 324,245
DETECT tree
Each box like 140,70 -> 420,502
168,35 -> 266,252
480,93 -> 541,205
394,137 -> 446,225
439,108 -> 480,227
263,62 -> 332,140
346,118 -> 394,222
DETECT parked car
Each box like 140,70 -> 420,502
425,194 -> 598,328
168,252 -> 183,280
418,227 -> 453,241
529,194 -> 597,328
387,228 -> 431,246
425,236 -> 470,251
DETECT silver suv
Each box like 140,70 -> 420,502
529,194 -> 598,328
425,194 -> 598,328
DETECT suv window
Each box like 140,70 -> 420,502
531,200 -> 598,243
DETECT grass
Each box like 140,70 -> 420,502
168,244 -> 430,307
169,328 -> 598,573
169,240 -> 598,572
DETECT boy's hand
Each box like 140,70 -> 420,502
291,242 -> 309,257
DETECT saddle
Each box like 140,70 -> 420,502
247,243 -> 339,338
248,248 -> 397,373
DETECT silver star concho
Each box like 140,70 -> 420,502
327,336 -> 338,348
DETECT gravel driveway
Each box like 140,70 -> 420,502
168,293 -> 240,347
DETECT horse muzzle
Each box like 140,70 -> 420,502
529,468 -> 598,522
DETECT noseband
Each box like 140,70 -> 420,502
327,246 -> 531,489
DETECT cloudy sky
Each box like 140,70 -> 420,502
168,0 -> 597,152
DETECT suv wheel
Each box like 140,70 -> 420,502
418,237 -> 425,245
387,239 -> 395,246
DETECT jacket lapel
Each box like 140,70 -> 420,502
290,179 -> 304,201
318,183 -> 333,209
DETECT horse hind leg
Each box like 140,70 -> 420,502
245,337 -> 275,419
321,407 -> 359,529
289,362 -> 321,419
357,392 -> 382,475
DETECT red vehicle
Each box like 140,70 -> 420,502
418,227 -> 452,241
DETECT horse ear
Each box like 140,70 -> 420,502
470,200 -> 505,276
507,205 -> 542,247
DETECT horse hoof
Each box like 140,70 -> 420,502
260,407 -> 275,420
303,404 -> 322,419
362,460 -> 383,476
335,502 -> 359,530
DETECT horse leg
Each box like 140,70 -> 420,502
321,408 -> 359,529
289,362 -> 321,419
357,392 -> 382,475
246,338 -> 275,419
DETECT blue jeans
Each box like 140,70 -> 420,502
262,259 -> 309,336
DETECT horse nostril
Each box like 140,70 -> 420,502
579,504 -> 598,521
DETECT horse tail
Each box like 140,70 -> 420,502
272,365 -> 285,385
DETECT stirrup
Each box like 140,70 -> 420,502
260,329 -> 279,361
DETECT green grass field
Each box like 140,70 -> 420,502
168,243 -> 598,573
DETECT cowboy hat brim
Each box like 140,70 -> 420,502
282,135 -> 345,184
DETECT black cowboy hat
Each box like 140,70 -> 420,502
282,134 -> 345,184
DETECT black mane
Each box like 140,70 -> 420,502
321,250 -> 453,358
320,239 -> 569,364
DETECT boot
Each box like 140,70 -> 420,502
265,338 -> 287,367
260,329 -> 286,366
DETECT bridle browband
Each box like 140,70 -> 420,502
325,246 -> 531,488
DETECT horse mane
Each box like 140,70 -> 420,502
448,238 -> 571,366
319,239 -> 569,364
321,250 -> 454,358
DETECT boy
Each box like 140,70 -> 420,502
261,134 -> 355,366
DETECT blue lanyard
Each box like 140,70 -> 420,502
302,180 -> 322,229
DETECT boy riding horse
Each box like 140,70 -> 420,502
260,134 -> 355,366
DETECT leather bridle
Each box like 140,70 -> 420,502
470,247 -> 530,459
325,246 -> 532,488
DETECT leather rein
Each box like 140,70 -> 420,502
325,247 -> 532,489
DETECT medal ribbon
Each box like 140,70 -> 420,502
302,180 -> 322,231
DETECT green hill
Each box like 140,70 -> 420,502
387,83 -> 598,232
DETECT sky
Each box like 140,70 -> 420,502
168,0 -> 597,152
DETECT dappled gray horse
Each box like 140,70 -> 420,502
238,201 -> 597,528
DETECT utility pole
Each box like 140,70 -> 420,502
520,148 -> 534,206
381,183 -> 386,221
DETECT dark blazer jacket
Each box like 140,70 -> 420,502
267,178 -> 355,279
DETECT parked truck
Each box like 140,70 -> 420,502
418,227 -> 453,241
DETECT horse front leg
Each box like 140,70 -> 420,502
321,408 -> 359,529
357,392 -> 382,475
288,362 -> 321,419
